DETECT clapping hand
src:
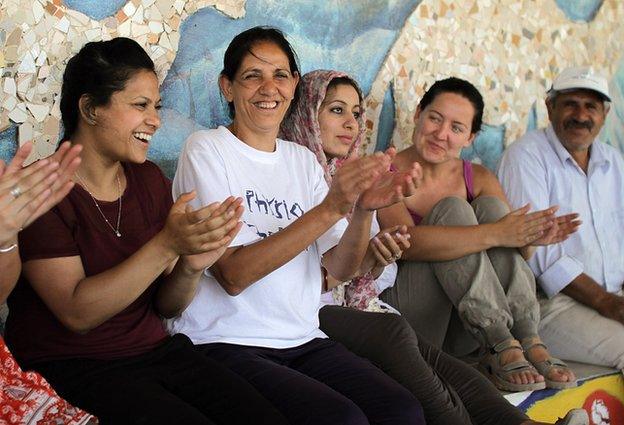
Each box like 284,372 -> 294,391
0,141 -> 81,247
357,150 -> 423,211
530,211 -> 581,246
360,225 -> 410,276
325,151 -> 391,216
493,204 -> 557,247
162,193 -> 243,272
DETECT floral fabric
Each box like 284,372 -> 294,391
280,70 -> 385,311
0,337 -> 94,425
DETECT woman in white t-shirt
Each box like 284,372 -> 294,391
168,26 -> 425,425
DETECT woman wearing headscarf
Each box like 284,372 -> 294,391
279,69 -> 588,425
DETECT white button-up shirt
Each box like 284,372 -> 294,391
498,125 -> 624,297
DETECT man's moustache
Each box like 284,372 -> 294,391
563,119 -> 593,131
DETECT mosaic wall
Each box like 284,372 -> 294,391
0,0 -> 622,176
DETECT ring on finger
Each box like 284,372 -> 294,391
10,185 -> 22,199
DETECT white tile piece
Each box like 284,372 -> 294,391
132,5 -> 144,23
131,23 -> 149,37
9,106 -> 28,123
17,51 -> 36,74
18,121 -> 33,143
55,16 -> 70,34
26,102 -> 49,122
25,87 -> 35,102
32,0 -> 45,24
117,19 -> 131,37
16,75 -> 32,95
158,32 -> 172,50
3,78 -> 16,96
123,2 -> 137,17
3,95 -> 17,111
173,0 -> 185,14
148,20 -> 164,33
85,28 -> 100,41
35,49 -> 47,66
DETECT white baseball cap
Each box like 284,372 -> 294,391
549,66 -> 611,101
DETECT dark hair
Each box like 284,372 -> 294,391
60,37 -> 155,139
327,77 -> 363,103
221,26 -> 300,118
419,77 -> 484,134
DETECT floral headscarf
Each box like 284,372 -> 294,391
280,70 -> 385,312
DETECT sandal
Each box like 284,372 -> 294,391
521,336 -> 578,389
554,408 -> 589,425
479,339 -> 546,392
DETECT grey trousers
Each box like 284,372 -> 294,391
319,305 -> 528,425
381,196 -> 540,356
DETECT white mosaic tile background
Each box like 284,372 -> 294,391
0,0 -> 621,162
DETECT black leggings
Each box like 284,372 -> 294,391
319,305 -> 529,425
31,334 -> 288,425
199,337 -> 425,425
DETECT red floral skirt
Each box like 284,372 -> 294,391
0,337 -> 95,424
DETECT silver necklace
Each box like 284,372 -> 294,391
75,169 -> 122,237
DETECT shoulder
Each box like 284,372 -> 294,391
471,162 -> 500,188
130,160 -> 166,177
127,160 -> 170,188
499,129 -> 550,173
278,138 -> 315,157
471,162 -> 495,180
505,129 -> 546,157
596,140 -> 624,162
183,128 -> 225,154
278,139 -> 322,169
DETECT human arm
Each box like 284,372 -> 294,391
155,195 -> 243,318
23,192 -> 242,333
497,141 -> 586,297
377,200 -> 556,262
561,273 -> 624,325
345,225 -> 410,284
321,151 -> 421,280
212,153 -> 390,294
0,141 -> 81,302
377,160 -> 574,262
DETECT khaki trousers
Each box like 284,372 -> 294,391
381,196 -> 540,356
538,290 -> 624,371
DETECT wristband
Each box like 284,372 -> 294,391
0,243 -> 17,253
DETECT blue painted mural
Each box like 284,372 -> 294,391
0,0 -> 620,179
153,0 -> 420,175
62,0 -> 127,20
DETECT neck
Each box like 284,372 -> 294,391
71,128 -> 123,196
568,148 -> 590,173
400,145 -> 454,180
228,123 -> 278,152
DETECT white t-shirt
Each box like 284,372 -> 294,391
166,126 -> 348,348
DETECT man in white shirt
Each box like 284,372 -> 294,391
498,67 -> 624,371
